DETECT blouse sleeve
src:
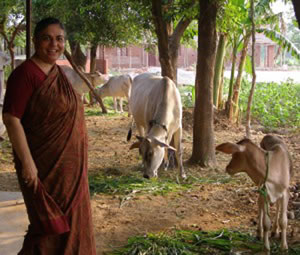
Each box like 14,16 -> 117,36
3,61 -> 46,119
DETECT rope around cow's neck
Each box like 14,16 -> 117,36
258,151 -> 270,216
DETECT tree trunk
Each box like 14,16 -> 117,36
246,0 -> 256,138
217,63 -> 225,109
152,0 -> 174,81
213,33 -> 227,107
8,46 -> 15,70
292,0 -> 300,28
226,37 -> 238,116
189,0 -> 217,167
151,0 -> 193,85
89,44 -> 98,106
229,35 -> 250,123
69,40 -> 87,70
90,44 -> 97,73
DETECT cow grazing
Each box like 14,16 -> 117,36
128,73 -> 186,179
60,65 -> 108,98
216,137 -> 291,252
95,74 -> 132,113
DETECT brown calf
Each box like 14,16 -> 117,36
216,137 -> 291,252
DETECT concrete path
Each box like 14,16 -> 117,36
0,191 -> 28,255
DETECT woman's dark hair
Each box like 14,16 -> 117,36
34,17 -> 65,38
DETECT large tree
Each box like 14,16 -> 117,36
151,0 -> 197,83
189,0 -> 219,167
0,0 -> 26,70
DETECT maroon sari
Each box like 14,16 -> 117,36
14,64 -> 96,254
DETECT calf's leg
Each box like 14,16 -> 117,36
257,195 -> 264,240
280,191 -> 289,250
272,200 -> 281,238
262,198 -> 272,251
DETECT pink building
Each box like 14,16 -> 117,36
94,45 -> 197,73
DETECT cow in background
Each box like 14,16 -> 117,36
128,73 -> 186,179
60,65 -> 108,101
95,74 -> 132,114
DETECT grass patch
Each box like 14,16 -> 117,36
109,229 -> 300,255
89,171 -> 235,197
89,173 -> 192,196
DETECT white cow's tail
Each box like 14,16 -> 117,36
127,118 -> 135,141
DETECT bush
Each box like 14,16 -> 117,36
237,78 -> 300,129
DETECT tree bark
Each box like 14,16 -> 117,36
213,33 -> 227,107
189,0 -> 217,167
292,0 -> 300,28
69,40 -> 87,71
88,44 -> 98,105
246,0 -> 256,138
229,35 -> 250,123
226,37 -> 238,116
90,44 -> 97,73
151,0 -> 194,84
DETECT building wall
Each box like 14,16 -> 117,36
97,45 -> 198,72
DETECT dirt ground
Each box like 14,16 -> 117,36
0,107 -> 299,254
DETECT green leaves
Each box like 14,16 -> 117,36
236,79 -> 300,129
257,28 -> 300,60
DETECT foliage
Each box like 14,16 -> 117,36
32,0 -> 145,48
110,229 -> 300,254
179,85 -> 195,108
230,78 -> 300,129
180,79 -> 300,130
258,28 -> 300,60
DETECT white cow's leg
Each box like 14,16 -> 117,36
120,98 -> 124,113
127,97 -> 131,117
272,200 -> 281,238
280,191 -> 289,251
173,128 -> 186,179
257,195 -> 264,240
163,147 -> 169,171
113,97 -> 118,112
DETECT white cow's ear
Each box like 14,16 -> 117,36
216,142 -> 242,154
136,135 -> 144,141
152,138 -> 176,151
130,141 -> 141,150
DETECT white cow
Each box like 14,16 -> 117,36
59,65 -> 108,98
128,73 -> 186,179
95,74 -> 132,113
216,136 -> 291,252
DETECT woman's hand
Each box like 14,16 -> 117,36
22,160 -> 38,193
3,113 -> 38,193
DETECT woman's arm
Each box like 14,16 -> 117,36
3,113 -> 38,192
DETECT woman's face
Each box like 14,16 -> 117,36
33,24 -> 65,65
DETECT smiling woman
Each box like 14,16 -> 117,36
2,17 -> 96,255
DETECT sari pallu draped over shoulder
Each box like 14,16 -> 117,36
15,65 -> 96,255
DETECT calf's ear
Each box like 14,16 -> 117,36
216,142 -> 241,154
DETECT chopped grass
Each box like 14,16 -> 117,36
89,173 -> 192,196
109,229 -> 300,255
88,170 -> 237,197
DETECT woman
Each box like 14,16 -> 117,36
2,17 -> 96,254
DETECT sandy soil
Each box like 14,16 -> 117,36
0,107 -> 299,254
